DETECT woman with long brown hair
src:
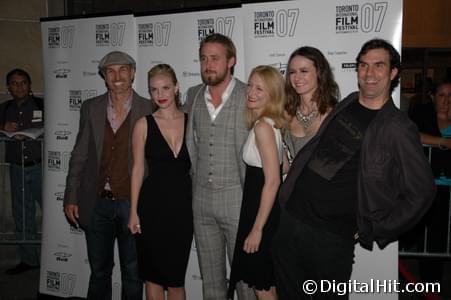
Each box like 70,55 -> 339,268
283,46 -> 339,164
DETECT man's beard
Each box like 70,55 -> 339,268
201,69 -> 228,86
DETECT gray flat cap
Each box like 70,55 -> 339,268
98,51 -> 136,71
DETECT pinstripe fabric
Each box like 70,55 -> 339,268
185,80 -> 256,300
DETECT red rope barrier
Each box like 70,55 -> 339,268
399,260 -> 442,300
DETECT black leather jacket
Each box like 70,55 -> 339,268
280,92 -> 436,250
354,93 -> 436,249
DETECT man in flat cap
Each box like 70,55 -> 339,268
63,51 -> 154,299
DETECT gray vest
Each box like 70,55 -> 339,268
193,98 -> 242,189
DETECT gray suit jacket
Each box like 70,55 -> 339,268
63,90 -> 154,227
183,79 -> 248,187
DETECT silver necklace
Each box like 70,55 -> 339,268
295,109 -> 318,129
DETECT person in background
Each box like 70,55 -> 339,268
407,79 -> 451,286
63,51 -> 154,299
283,46 -> 339,166
407,76 -> 434,116
0,69 -> 43,275
448,94 -> 451,120
272,39 -> 436,299
128,64 -> 193,300
183,33 -> 256,300
228,65 -> 285,300
410,79 -> 451,148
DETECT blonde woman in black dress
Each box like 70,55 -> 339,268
128,64 -> 192,300
228,65 -> 285,300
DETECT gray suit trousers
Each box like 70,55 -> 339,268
193,184 -> 256,300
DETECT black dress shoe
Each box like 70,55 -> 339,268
4,262 -> 39,275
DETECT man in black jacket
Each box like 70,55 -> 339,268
0,69 -> 43,275
272,39 -> 436,299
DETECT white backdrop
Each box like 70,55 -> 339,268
40,1 -> 402,298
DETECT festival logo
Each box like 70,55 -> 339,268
96,23 -> 126,47
336,2 -> 388,34
336,5 -> 359,33
196,16 -> 235,41
46,271 -> 76,295
46,271 -> 60,292
69,90 -> 82,111
138,23 -> 153,46
47,151 -> 70,172
253,8 -> 299,38
48,27 -> 60,48
96,24 -> 110,46
48,26 -> 75,48
138,21 -> 171,47
48,151 -> 62,171
197,18 -> 215,41
254,11 -> 275,38
69,90 -> 97,111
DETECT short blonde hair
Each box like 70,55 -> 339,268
147,63 -> 181,107
246,65 -> 286,129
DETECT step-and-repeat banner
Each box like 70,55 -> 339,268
40,1 -> 402,299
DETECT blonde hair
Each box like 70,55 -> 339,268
147,63 -> 180,107
246,65 -> 286,129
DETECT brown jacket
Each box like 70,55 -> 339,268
64,90 -> 154,227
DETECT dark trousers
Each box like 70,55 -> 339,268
83,197 -> 142,300
272,209 -> 355,300
10,163 -> 42,266
419,185 -> 449,283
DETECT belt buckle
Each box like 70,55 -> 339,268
102,190 -> 115,200
22,160 -> 41,167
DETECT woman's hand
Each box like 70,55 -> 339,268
128,212 -> 141,234
243,228 -> 262,254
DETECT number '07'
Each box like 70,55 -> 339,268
214,17 -> 235,37
109,23 -> 125,46
61,26 -> 75,48
360,2 -> 388,33
276,9 -> 299,37
154,22 -> 171,47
